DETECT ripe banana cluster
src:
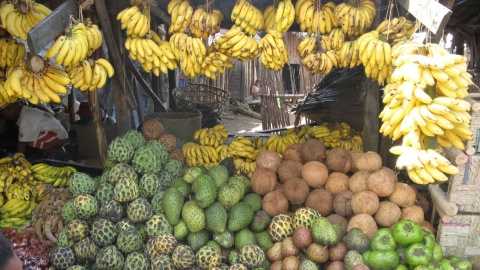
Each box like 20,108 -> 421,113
357,30 -> 393,85
45,22 -> 89,67
231,0 -> 264,36
0,79 -> 19,108
0,153 -> 35,191
117,3 -> 150,37
167,0 -> 193,34
216,145 -> 233,163
390,146 -> 460,185
182,142 -> 219,169
67,58 -> 114,92
212,26 -> 259,61
85,19 -> 103,56
264,133 -> 299,156
302,50 -> 339,75
288,125 -> 308,143
31,163 -> 77,188
0,198 -> 36,229
170,33 -> 207,78
376,16 -> 418,43
329,28 -> 345,51
228,136 -> 259,160
193,124 -> 229,148
306,123 -> 364,150
263,0 -> 295,33
333,0 -> 375,37
380,42 -> 473,150
0,1 -> 51,41
233,158 -> 257,177
337,40 -> 362,68
297,36 -> 332,59
201,51 -> 234,80
190,7 -> 224,39
259,30 -> 289,71
295,1 -> 337,35
0,38 -> 26,68
126,35 -> 177,76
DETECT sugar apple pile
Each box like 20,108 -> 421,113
53,127 -> 271,269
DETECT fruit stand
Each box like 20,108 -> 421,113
0,0 -> 480,269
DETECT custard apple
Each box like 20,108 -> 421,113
90,219 -> 117,247
123,129 -> 145,150
107,137 -> 134,163
116,227 -> 144,253
69,172 -> 96,196
95,245 -> 124,270
98,200 -> 124,223
123,252 -> 150,270
50,246 -> 75,270
73,194 -> 99,219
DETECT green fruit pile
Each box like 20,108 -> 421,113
51,126 -> 269,269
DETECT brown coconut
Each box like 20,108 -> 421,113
349,171 -> 370,193
305,189 -> 333,216
275,182 -> 284,191
256,150 -> 282,171
367,167 -> 397,197
347,214 -> 378,239
349,150 -> 364,173
354,151 -> 382,173
284,178 -> 310,205
374,201 -> 402,227
351,191 -> 380,215
401,205 -> 425,224
327,214 -> 348,235
250,168 -> 278,195
262,190 -> 289,216
332,190 -> 354,218
326,147 -> 353,173
278,160 -> 303,183
301,161 -> 329,188
388,182 -> 416,207
283,143 -> 304,163
300,138 -> 327,162
325,172 -> 350,196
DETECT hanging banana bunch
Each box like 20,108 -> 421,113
294,0 -> 337,35
356,30 -> 394,85
211,25 -> 259,61
67,58 -> 114,92
333,0 -> 376,37
231,0 -> 264,36
376,16 -> 419,43
0,38 -> 26,69
85,18 -> 103,56
190,6 -> 224,39
300,35 -> 339,75
337,40 -> 362,68
45,22 -> 89,67
117,0 -> 151,37
263,0 -> 295,33
259,29 -> 289,71
167,0 -> 193,34
0,1 -> 52,41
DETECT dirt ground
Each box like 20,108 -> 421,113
221,113 -> 263,134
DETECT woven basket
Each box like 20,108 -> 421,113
71,125 -> 120,159
174,84 -> 229,115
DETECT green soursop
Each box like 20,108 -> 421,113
150,254 -> 175,270
255,231 -> 273,250
196,246 -> 222,270
208,165 -> 229,187
183,166 -> 203,184
73,194 -> 99,219
139,173 -> 161,199
66,219 -> 89,242
151,191 -> 164,215
116,227 -> 144,253
61,199 -> 77,223
107,163 -> 137,185
268,214 -> 293,242
170,177 -> 191,198
113,178 -> 139,202
300,259 -> 319,270
94,183 -> 114,207
311,217 -> 341,246
213,231 -> 235,249
173,219 -> 188,241
57,229 -> 74,248
251,210 -> 271,232
146,214 -> 173,238
145,233 -> 178,261
69,172 -> 96,196
162,188 -> 184,226
205,202 -> 227,233
95,245 -> 124,270
228,175 -> 250,195
127,197 -> 153,223
192,175 -> 217,208
123,129 -> 145,150
165,159 -> 182,177
123,252 -> 150,270
108,137 -> 134,163
98,200 -> 124,223
73,237 -> 99,264
182,200 -> 206,233
235,229 -> 256,250
187,230 -> 210,251
90,219 -> 117,247
239,244 -> 266,268
241,193 -> 263,212
50,246 -> 75,270
227,202 -> 255,232
218,183 -> 243,209
132,145 -> 162,174
172,245 -> 196,270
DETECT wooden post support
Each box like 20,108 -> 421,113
363,78 -> 380,152
88,91 -> 108,166
444,147 -> 468,166
27,0 -> 76,55
428,184 -> 458,216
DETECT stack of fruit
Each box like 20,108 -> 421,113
306,123 -> 364,151
263,131 -> 300,157
379,42 -> 473,184
32,163 -> 77,188
228,136 -> 262,176
182,124 -> 228,168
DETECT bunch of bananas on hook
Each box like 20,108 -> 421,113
294,1 -> 337,35
66,58 -> 114,92
263,0 -> 295,33
193,124 -> 229,148
117,1 -> 151,37
190,6 -> 224,39
45,22 -> 89,67
0,1 -> 51,41
231,0 -> 264,36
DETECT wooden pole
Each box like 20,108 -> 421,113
88,91 -> 108,166
429,184 -> 458,216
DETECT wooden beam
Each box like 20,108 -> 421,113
362,78 -> 380,152
27,0 -> 76,55
150,5 -> 171,26
397,0 -> 452,35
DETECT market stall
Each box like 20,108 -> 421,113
0,0 -> 479,269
